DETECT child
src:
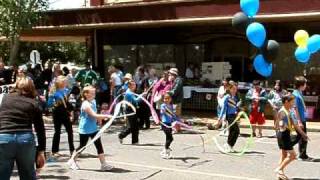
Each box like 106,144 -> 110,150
67,86 -> 113,171
217,81 -> 241,152
47,75 -> 75,157
292,76 -> 311,161
245,80 -> 268,138
160,93 -> 178,159
118,80 -> 140,144
274,95 -> 308,179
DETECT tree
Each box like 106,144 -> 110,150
0,0 -> 48,65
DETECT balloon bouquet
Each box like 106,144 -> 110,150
294,30 -> 320,63
232,0 -> 280,77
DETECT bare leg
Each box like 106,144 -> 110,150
278,150 -> 296,171
98,154 -> 106,165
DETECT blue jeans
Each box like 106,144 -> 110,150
0,132 -> 36,180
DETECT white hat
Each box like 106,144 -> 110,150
124,73 -> 133,80
169,68 -> 178,76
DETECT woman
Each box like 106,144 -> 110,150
0,77 -> 46,180
151,71 -> 172,115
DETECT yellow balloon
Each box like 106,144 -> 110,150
294,30 -> 309,47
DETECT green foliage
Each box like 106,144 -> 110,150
0,0 -> 48,39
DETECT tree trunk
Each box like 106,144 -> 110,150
9,36 -> 20,65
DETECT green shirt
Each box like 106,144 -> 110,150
75,69 -> 99,87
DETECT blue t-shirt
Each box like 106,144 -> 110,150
160,103 -> 176,125
47,88 -> 70,108
218,94 -> 239,119
292,90 -> 306,122
79,100 -> 99,134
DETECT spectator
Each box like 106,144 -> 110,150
246,80 -> 268,138
108,65 -> 122,99
168,68 -> 183,116
0,61 -> 10,85
0,77 -> 46,180
75,62 -> 99,87
185,62 -> 194,79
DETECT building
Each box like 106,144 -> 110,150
21,0 -> 320,117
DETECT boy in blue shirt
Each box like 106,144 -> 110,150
292,76 -> 311,161
217,81 -> 241,152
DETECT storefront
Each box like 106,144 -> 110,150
22,0 -> 320,120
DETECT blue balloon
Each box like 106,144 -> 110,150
253,54 -> 272,77
295,47 -> 310,63
246,22 -> 266,48
240,0 -> 260,17
307,34 -> 320,53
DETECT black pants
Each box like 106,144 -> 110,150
162,125 -> 173,149
227,115 -> 240,147
295,121 -> 308,158
138,102 -> 151,129
52,111 -> 75,154
119,113 -> 139,144
76,132 -> 104,155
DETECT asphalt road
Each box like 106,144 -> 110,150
11,124 -> 320,180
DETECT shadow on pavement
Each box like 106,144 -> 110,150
80,167 -> 135,173
291,178 -> 320,180
171,156 -> 200,163
39,175 -> 70,179
243,151 -> 266,155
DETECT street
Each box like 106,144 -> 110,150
12,124 -> 320,180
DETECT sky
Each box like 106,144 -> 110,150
49,0 -> 86,10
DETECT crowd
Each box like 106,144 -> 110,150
0,58 -> 314,180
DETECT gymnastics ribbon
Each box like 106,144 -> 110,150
70,100 -> 136,160
212,111 -> 254,156
132,92 -> 160,124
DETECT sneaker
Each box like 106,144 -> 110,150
101,163 -> 113,171
298,156 -> 313,161
161,148 -> 172,159
223,143 -> 234,153
67,159 -> 80,170
219,130 -> 229,137
119,138 -> 123,144
160,149 -> 166,156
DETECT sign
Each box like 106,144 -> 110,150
29,50 -> 41,67
0,84 -> 15,94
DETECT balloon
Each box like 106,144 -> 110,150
294,30 -> 309,47
307,34 -> 320,53
295,47 -> 310,63
262,40 -> 280,63
253,54 -> 272,77
240,0 -> 260,17
232,12 -> 250,32
246,22 -> 267,48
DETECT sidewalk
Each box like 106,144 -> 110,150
43,115 -> 320,132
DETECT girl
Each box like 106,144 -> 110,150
48,75 -> 75,157
68,85 -> 113,171
118,80 -> 140,144
217,81 -> 241,152
275,95 -> 308,179
245,80 -> 268,138
160,93 -> 178,159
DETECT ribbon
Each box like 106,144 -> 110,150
70,100 -> 136,160
132,92 -> 160,124
212,111 -> 254,156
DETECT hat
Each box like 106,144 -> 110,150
169,68 -> 178,76
124,73 -> 133,80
